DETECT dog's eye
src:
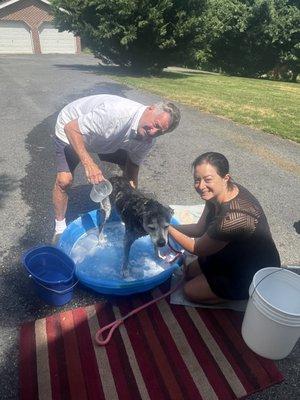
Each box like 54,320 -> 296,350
147,226 -> 155,231
164,224 -> 169,229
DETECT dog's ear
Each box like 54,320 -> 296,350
169,206 -> 174,215
164,206 -> 174,219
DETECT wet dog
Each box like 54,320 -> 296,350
109,176 -> 173,276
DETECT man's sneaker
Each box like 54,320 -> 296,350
51,231 -> 62,246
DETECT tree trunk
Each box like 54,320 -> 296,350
291,71 -> 299,83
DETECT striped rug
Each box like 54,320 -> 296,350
20,287 -> 283,400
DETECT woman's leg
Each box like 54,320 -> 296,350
183,257 -> 202,280
183,267 -> 226,304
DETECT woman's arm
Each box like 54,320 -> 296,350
171,203 -> 210,238
168,225 -> 228,257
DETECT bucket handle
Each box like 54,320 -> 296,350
29,275 -> 79,294
250,267 -> 285,298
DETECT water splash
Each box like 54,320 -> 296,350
98,196 -> 112,245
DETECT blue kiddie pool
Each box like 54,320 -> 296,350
57,208 -> 183,295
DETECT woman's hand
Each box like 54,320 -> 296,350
168,225 -> 228,257
168,225 -> 196,254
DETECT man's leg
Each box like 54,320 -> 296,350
52,172 -> 73,244
52,137 -> 79,242
53,172 -> 73,222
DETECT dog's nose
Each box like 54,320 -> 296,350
157,239 -> 166,247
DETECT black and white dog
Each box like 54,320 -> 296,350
109,176 -> 173,276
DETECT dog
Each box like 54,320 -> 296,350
109,176 -> 173,276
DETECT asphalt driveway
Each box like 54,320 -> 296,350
0,54 -> 299,399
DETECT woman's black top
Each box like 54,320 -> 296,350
200,184 -> 280,300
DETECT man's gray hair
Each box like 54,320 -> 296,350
154,101 -> 181,133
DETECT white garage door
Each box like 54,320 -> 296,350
0,21 -> 33,54
39,22 -> 76,54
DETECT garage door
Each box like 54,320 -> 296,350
39,22 -> 76,54
0,21 -> 33,54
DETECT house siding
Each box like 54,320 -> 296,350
0,0 -> 80,53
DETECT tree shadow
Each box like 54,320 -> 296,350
0,81 -> 141,399
54,63 -> 105,73
53,62 -> 204,80
0,171 -> 19,209
54,63 -> 131,77
1,82 -> 129,322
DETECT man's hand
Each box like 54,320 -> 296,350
84,161 -> 105,184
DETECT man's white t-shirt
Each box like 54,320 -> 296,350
55,94 -> 155,165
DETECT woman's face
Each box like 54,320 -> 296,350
193,162 -> 229,202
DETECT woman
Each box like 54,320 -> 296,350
168,152 -> 280,304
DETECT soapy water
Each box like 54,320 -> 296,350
98,196 -> 112,244
70,221 -> 179,281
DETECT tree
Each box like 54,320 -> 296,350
51,0 -> 206,74
194,0 -> 300,81
266,0 -> 300,82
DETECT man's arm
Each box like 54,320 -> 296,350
123,156 -> 139,188
64,119 -> 104,184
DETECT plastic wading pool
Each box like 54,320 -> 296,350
58,209 -> 183,296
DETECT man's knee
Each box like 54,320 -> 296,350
55,173 -> 73,191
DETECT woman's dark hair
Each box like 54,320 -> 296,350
192,152 -> 234,190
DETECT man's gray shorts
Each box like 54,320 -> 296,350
54,136 -> 128,173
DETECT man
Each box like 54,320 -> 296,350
52,94 -> 181,241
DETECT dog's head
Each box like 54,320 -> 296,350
142,203 -> 174,248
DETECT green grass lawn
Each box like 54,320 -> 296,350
103,67 -> 300,143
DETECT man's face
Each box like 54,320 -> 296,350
136,106 -> 171,141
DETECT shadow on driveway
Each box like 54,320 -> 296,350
0,81 -> 131,399
0,163 -> 19,209
53,63 -> 208,81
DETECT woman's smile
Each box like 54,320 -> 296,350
194,163 -> 229,203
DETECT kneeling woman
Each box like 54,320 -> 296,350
168,152 -> 280,304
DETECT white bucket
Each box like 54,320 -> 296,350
241,267 -> 300,359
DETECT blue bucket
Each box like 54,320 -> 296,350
22,245 -> 77,306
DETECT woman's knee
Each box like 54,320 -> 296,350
55,173 -> 73,191
183,275 -> 222,303
183,280 -> 202,302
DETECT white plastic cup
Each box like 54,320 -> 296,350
90,180 -> 113,203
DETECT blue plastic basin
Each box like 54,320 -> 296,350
22,245 -> 76,306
